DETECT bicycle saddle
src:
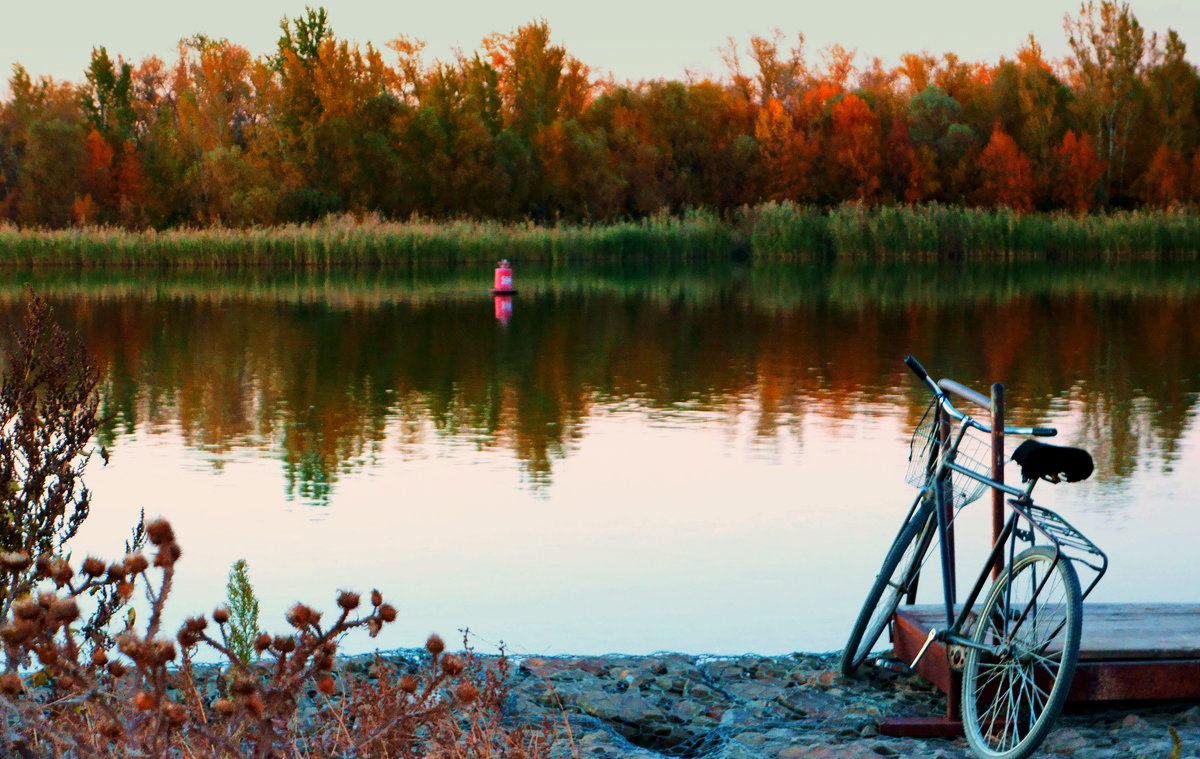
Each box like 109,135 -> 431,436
1011,440 -> 1094,483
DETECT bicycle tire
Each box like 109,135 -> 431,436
961,546 -> 1082,759
840,498 -> 937,676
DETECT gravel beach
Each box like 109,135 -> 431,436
410,650 -> 1199,759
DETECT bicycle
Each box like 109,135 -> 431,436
841,356 -> 1107,759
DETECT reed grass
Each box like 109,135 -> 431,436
0,204 -> 1197,267
746,202 -> 1200,260
0,211 -> 733,267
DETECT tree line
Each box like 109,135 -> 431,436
0,1 -> 1197,229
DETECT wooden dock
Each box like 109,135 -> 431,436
881,603 -> 1200,736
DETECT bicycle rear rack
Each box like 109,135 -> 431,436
1009,500 -> 1108,601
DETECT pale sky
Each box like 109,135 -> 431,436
4,0 -> 1198,89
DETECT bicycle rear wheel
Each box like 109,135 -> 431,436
961,546 -> 1082,759
840,497 -> 936,676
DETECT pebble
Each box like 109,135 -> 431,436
483,651 -> 1200,758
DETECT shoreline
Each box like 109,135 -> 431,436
326,648 -> 1196,758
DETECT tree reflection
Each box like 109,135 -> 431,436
0,262 -> 1195,504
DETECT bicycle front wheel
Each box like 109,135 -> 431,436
961,546 -> 1082,759
840,498 -> 936,676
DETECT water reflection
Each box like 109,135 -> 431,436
0,262 -> 1195,503
0,261 -> 1195,654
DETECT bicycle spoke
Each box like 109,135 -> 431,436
962,547 -> 1082,758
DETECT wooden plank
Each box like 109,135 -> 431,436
896,604 -> 1200,660
1068,659 -> 1200,701
891,603 -> 1200,703
892,610 -> 955,697
878,717 -> 963,738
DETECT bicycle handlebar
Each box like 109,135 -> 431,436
903,355 -> 1057,438
904,355 -> 929,382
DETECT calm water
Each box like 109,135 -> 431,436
5,261 -> 1199,656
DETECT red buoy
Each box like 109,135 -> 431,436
491,260 -> 517,295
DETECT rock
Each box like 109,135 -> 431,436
669,700 -> 703,722
733,731 -> 768,747
720,708 -> 757,727
687,683 -> 713,700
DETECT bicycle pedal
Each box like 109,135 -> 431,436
910,628 -> 939,668
872,658 -> 912,674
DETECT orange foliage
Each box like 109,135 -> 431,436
82,128 -> 115,212
976,126 -> 1034,211
1136,144 -> 1185,207
1052,130 -> 1104,214
826,94 -> 881,201
755,98 -> 818,201
795,82 -> 840,128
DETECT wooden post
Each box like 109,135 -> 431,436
990,384 -> 1005,580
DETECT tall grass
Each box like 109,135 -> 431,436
746,202 -> 1200,260
0,211 -> 733,267
0,204 -> 1197,266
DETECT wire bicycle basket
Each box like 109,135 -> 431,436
906,421 -> 992,509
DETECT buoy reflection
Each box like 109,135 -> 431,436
494,295 -> 513,324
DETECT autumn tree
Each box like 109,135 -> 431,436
824,94 -> 882,201
1065,1 -> 1152,203
1052,130 -> 1105,212
976,126 -> 1034,211
754,98 -> 817,201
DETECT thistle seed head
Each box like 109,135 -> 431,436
441,654 -> 464,676
336,591 -> 360,611
425,634 -> 445,656
81,557 -> 106,578
0,672 -> 23,697
0,552 -> 31,572
286,603 -> 321,629
154,640 -> 177,664
124,553 -> 149,575
12,598 -> 41,621
184,616 -> 207,633
455,681 -> 480,703
48,598 -> 80,626
51,560 -> 74,587
146,519 -> 175,546
244,693 -> 265,718
254,632 -> 273,653
153,542 -> 182,568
